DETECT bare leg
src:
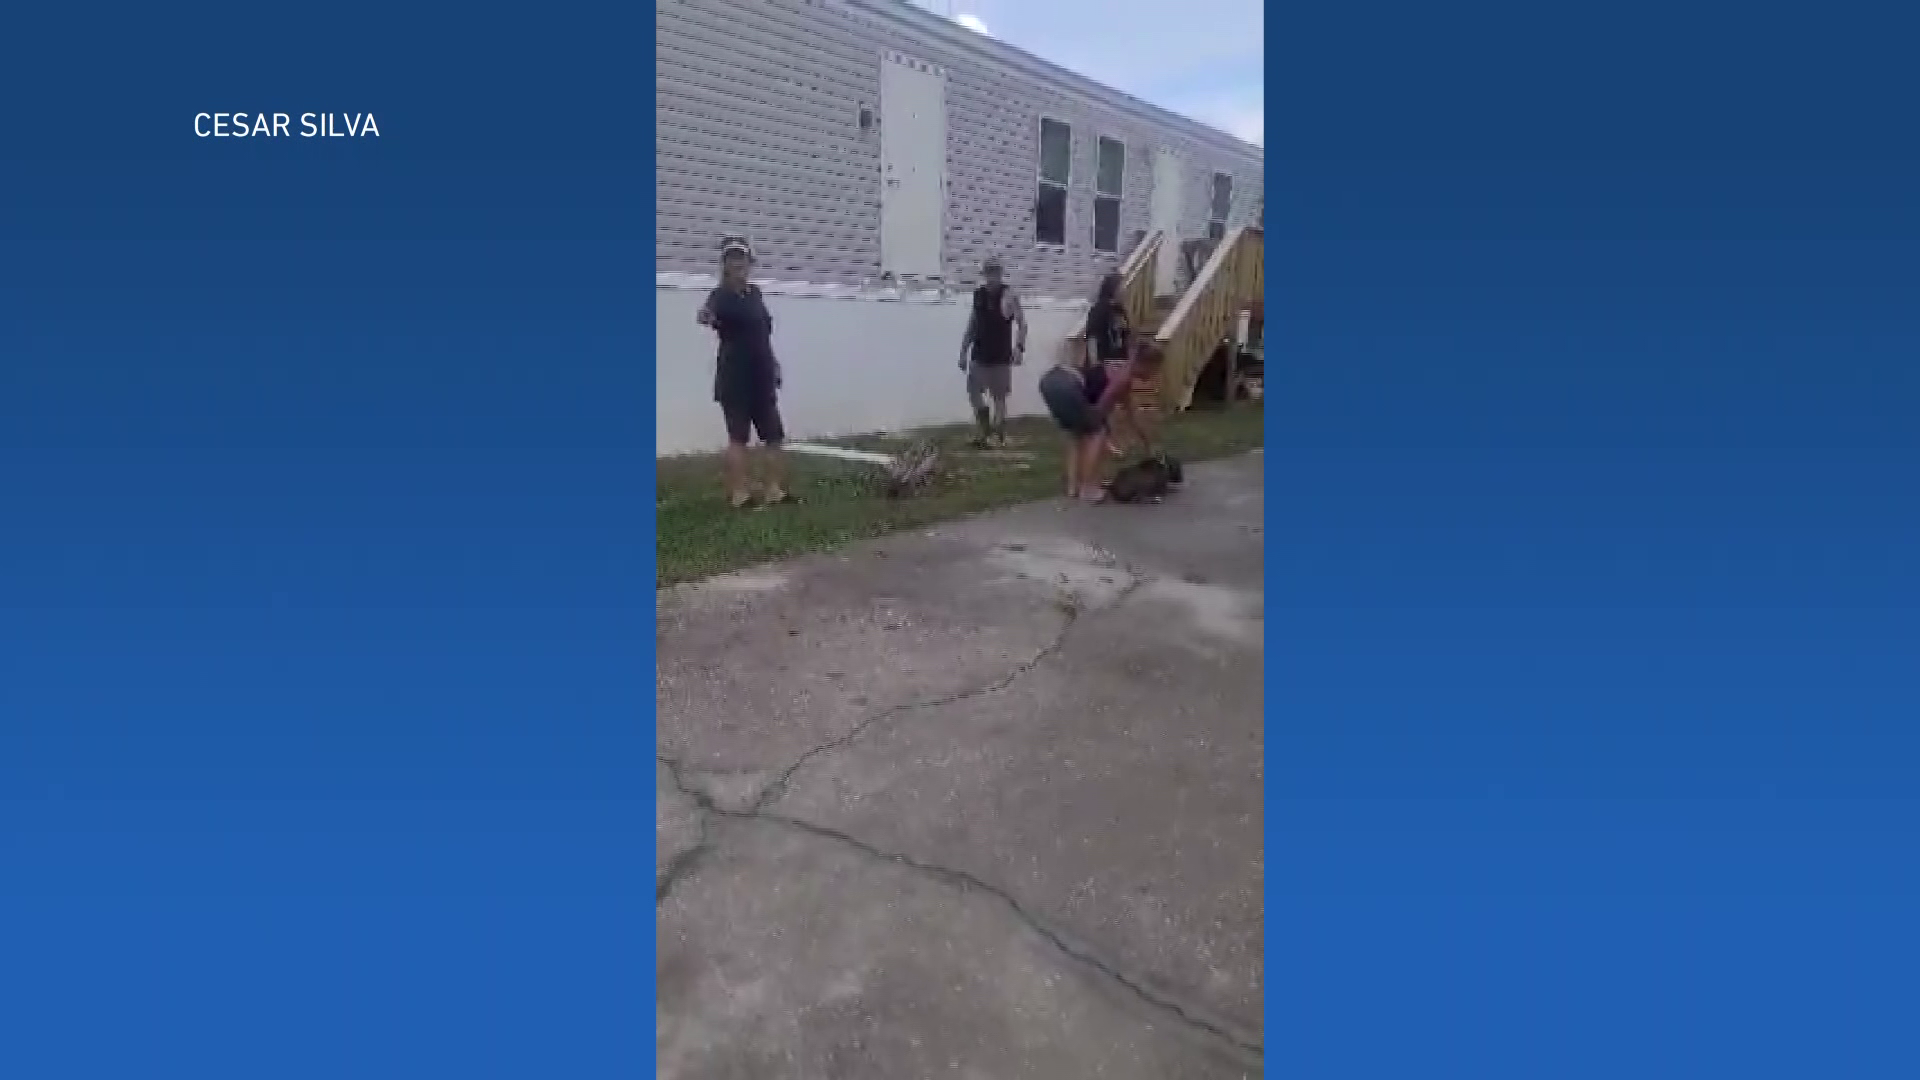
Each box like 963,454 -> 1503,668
1077,433 -> 1107,498
1134,406 -> 1160,458
1062,433 -> 1081,496
968,387 -> 992,445
1107,404 -> 1134,456
723,442 -> 751,506
990,392 -> 1009,444
760,442 -> 788,502
1108,402 -> 1136,456
1103,365 -> 1130,456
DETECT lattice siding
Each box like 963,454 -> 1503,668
657,0 -> 1265,299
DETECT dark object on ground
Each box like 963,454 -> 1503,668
1105,453 -> 1183,504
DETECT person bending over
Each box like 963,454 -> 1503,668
1038,338 -> 1150,501
958,256 -> 1027,448
698,236 -> 790,508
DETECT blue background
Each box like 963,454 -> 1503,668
1273,0 -> 1920,1075
2,4 -> 650,1077
8,0 -> 1920,1076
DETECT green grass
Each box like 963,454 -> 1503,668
656,404 -> 1265,586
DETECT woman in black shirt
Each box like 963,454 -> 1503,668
698,237 -> 789,508
1083,272 -> 1141,454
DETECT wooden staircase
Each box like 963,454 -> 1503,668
1136,293 -> 1180,338
1057,226 -> 1264,412
1150,225 -> 1263,410
1117,229 -> 1164,338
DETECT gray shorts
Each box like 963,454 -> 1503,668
966,360 -> 1013,399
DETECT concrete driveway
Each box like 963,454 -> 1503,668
657,453 -> 1265,1078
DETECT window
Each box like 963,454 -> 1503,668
1208,172 -> 1233,241
1036,118 -> 1071,245
1093,136 -> 1124,253
1094,199 -> 1121,255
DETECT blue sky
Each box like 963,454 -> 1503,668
912,0 -> 1265,146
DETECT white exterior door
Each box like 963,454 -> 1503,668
879,53 -> 947,280
1149,147 -> 1185,296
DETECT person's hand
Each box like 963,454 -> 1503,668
1013,344 -> 1026,366
696,306 -> 715,327
958,351 -> 969,371
774,360 -> 783,389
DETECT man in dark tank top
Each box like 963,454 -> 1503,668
958,256 -> 1027,448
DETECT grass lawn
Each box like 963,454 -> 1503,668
656,403 -> 1265,586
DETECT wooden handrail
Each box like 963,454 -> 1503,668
1117,228 -> 1161,281
1118,230 -> 1163,335
1152,225 -> 1263,409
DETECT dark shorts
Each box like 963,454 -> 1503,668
720,392 -> 784,446
1082,362 -> 1111,406
966,359 -> 1013,399
1039,367 -> 1102,437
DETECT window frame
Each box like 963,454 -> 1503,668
1034,115 -> 1073,248
1092,134 -> 1125,253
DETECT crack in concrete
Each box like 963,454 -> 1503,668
655,754 -> 719,906
659,579 -> 1103,897
657,754 -> 1263,1060
655,795 -> 713,904
740,583 -> 1123,814
656,561 -> 1263,1059
666,570 -> 1144,815
654,583 -> 1110,900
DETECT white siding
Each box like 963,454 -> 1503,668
657,0 -> 1264,299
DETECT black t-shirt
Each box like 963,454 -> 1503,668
970,284 -> 1016,365
1084,300 -> 1130,363
706,284 -> 777,401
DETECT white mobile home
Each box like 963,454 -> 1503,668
655,0 -> 1264,454
656,0 -> 1263,299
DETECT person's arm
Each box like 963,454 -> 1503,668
1011,292 -> 1028,362
959,305 -> 976,370
698,288 -> 721,327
